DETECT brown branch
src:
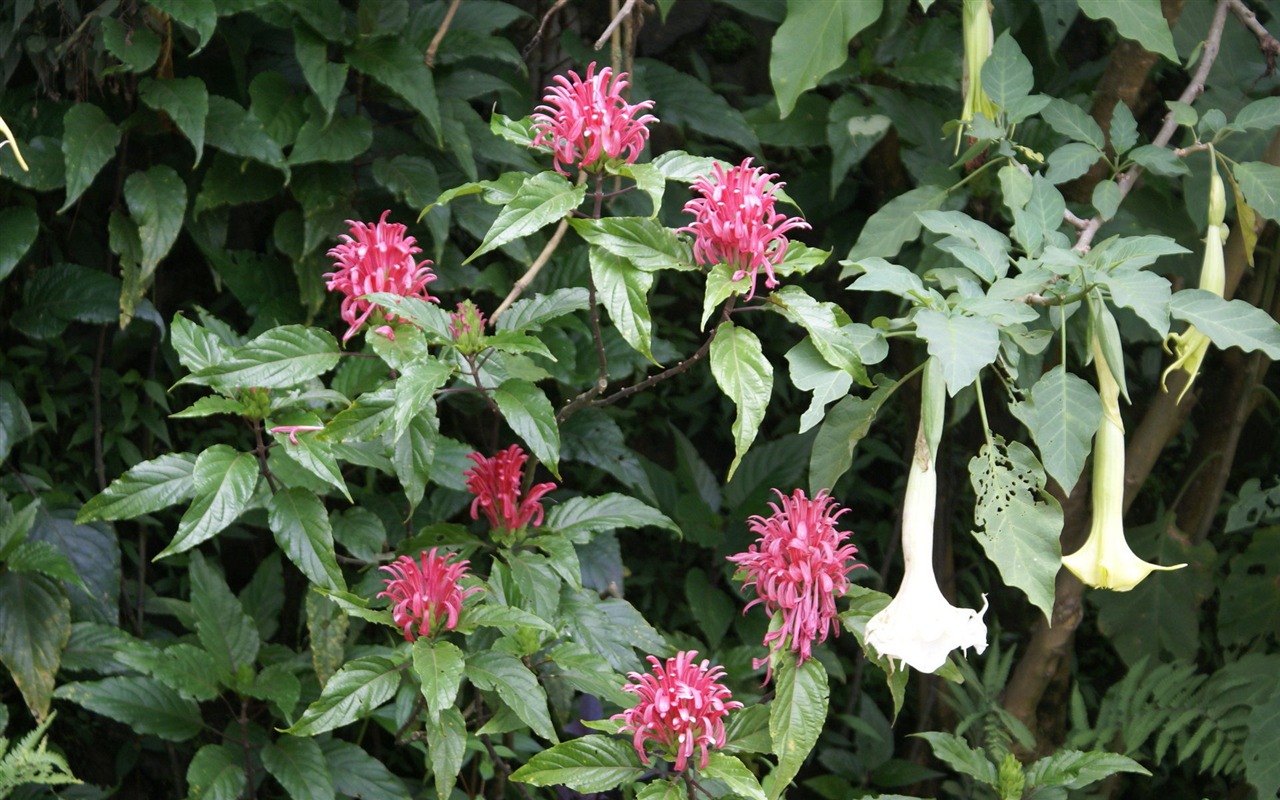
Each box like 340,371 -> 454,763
489,218 -> 572,324
523,0 -> 574,59
425,0 -> 462,68
1228,0 -> 1280,69
594,0 -> 637,50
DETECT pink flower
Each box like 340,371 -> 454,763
464,445 -> 557,534
613,651 -> 742,772
728,489 -> 862,673
377,548 -> 481,642
325,211 -> 438,344
679,158 -> 810,300
268,424 -> 324,445
530,62 -> 657,175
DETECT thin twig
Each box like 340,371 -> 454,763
490,218 -> 571,323
425,0 -> 462,68
523,0 -> 574,59
1072,0 -> 1232,253
1227,0 -> 1280,68
480,734 -> 536,800
594,0 -> 637,50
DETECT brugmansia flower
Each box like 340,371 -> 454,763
613,651 -> 742,772
679,158 -> 810,300
0,114 -> 29,173
1064,341 -> 1185,590
865,422 -> 988,673
728,489 -> 862,672
1162,156 -> 1227,403
449,300 -> 488,355
959,0 -> 998,144
464,445 -> 557,535
378,548 -> 481,642
530,62 -> 657,174
325,211 -> 438,343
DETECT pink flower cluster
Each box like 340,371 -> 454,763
463,445 -> 557,535
378,548 -> 481,642
325,211 -> 438,343
679,158 -> 810,300
613,651 -> 742,772
531,62 -> 657,175
728,489 -> 862,673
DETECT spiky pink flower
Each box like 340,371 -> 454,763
377,548 -> 481,642
613,651 -> 742,772
464,445 -> 557,535
728,489 -> 862,673
325,211 -> 438,343
268,424 -> 324,445
530,62 -> 658,175
679,158 -> 810,300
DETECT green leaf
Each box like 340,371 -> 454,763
591,248 -> 655,363
1234,97 -> 1280,132
770,0 -> 883,118
637,779 -> 684,800
171,313 -> 232,373
1219,528 -> 1280,646
54,676 -> 201,741
569,217 -> 694,272
467,172 -> 585,262
101,16 -> 160,71
710,321 -> 773,480
1092,179 -> 1121,221
1045,142 -> 1102,184
160,445 -> 258,557
0,572 -> 69,721
640,60 -> 758,151
285,654 -> 405,736
917,210 -> 1011,282
1109,101 -> 1139,155
288,111 -> 373,166
1169,289 -> 1280,359
786,339 -> 853,434
272,428 -> 351,501
845,185 -> 947,263
6,541 -> 87,590
769,657 -> 829,800
968,438 -> 1064,623
189,552 -> 260,677
261,737 -> 334,800
59,105 -> 121,212
1078,0 -> 1178,61
1245,684 -> 1280,799
0,205 -> 39,283
147,0 -> 217,51
139,77 -> 209,164
412,638 -> 465,722
466,650 -> 557,741
294,26 -> 348,122
123,165 -> 187,285
981,31 -> 1033,107
1015,366 -> 1102,493
77,452 -> 196,523
1041,98 -> 1106,148
187,326 -> 340,389
119,642 -> 223,702
171,396 -> 247,419
838,587 -> 908,718
1098,266 -> 1171,338
1233,161 -> 1280,222
392,359 -> 451,442
612,161 -> 665,217
268,489 -> 344,591
1128,144 -> 1189,176
913,731 -> 997,784
808,378 -> 897,494
1025,749 -> 1150,790
424,706 -> 466,798
702,752 -> 767,800
205,96 -> 288,174
187,744 -> 248,800
494,379 -> 560,475
913,308 -> 999,395
320,739 -> 411,800
496,287 -> 591,331
392,405 -> 439,512
771,285 -> 869,385
545,493 -> 679,538
510,735 -> 645,792
347,38 -> 442,144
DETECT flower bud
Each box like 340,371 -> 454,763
449,300 -> 488,355
960,0 -> 998,141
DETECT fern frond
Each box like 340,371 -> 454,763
0,712 -> 80,798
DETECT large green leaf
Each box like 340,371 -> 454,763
0,572 -> 69,721
1218,528 -> 1280,646
1169,289 -> 1280,359
1045,142 -> 1103,185
285,654 -> 405,736
1025,749 -> 1150,790
1233,161 -> 1280,222
702,752 -> 767,800
914,732 -> 996,784
466,650 -> 557,741
468,172 -> 585,262
412,638 -> 465,722
205,96 -> 288,174
288,110 -> 373,166
914,309 -> 999,396
392,405 -> 439,512
770,0 -> 883,118
320,739 -> 411,800
1078,0 -> 1178,61
545,493 -> 679,539
786,339 -> 853,435
1245,684 -> 1280,799
980,31 -> 1033,107
189,552 -> 260,677
77,452 -> 196,523
0,205 -> 39,283
968,439 -> 1063,623
772,285 -> 869,385
160,445 -> 258,557
1013,366 -> 1102,494
569,216 -> 694,272
138,77 -> 209,164
494,379 -> 560,475
186,326 -> 341,389
638,60 -> 758,151
391,358 -> 452,441
808,378 -> 897,494
424,706 -> 466,798
147,0 -> 216,51
510,735 -> 645,792
187,744 -> 248,800
768,657 -> 829,800
54,676 -> 202,741
10,263 -> 129,340
1234,97 -> 1280,132
346,38 -> 442,144
261,737 -> 335,800
59,104 -> 121,212
710,321 -> 773,480
268,489 -> 344,591
122,166 -> 187,302
845,185 -> 947,263
1041,98 -> 1106,149
1098,266 -> 1171,338
591,248 -> 655,363
496,287 -> 591,332
294,26 -> 348,122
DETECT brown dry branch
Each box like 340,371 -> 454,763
425,0 -> 463,68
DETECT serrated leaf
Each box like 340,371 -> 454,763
285,655 -> 405,735
139,77 -> 209,164
914,731 -> 997,784
510,735 -> 645,792
1233,161 -> 1280,222
845,185 -> 947,263
189,552 -> 260,677
392,359 -> 451,442
591,248 -> 655,363
0,572 -> 70,721
468,172 -> 585,262
160,445 -> 258,557
637,779 -> 684,800
770,0 -> 882,118
54,676 -> 201,741
710,321 -> 773,480
1025,749 -> 1151,790
320,739 -> 411,800
702,752 -> 767,800
412,638 -> 465,722
0,205 -> 39,283
6,540 -> 87,590
268,488 -> 344,591
1016,366 -> 1102,493
466,650 -> 557,741
1078,0 -> 1178,61
569,216 -> 694,272
77,452 -> 196,522
171,396 -> 247,419
545,493 -> 679,538
496,287 -> 591,331
60,105 -> 121,212
981,31 -> 1033,107
914,309 -> 999,395
493,379 -> 560,475
187,744 -> 248,800
262,737 -> 334,800
968,439 -> 1063,622
769,657 -> 828,800
187,326 -> 340,389
1169,289 -> 1280,358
